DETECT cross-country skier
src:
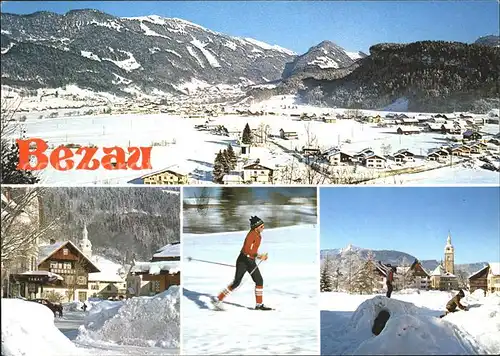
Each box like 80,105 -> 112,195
212,216 -> 273,310
440,289 -> 468,317
386,264 -> 395,298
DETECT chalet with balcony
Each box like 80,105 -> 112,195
365,154 -> 387,169
392,149 -> 416,163
396,259 -> 430,290
242,163 -> 274,184
35,239 -> 100,302
353,148 -> 375,163
326,149 -> 353,166
426,148 -> 449,161
139,167 -> 189,185
127,242 -> 180,297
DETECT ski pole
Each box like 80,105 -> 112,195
186,256 -> 235,268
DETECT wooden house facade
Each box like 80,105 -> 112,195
468,265 -> 489,293
36,240 -> 100,302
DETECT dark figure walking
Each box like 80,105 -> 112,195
213,216 -> 272,310
440,289 -> 468,317
386,265 -> 395,298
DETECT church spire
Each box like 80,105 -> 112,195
79,222 -> 92,258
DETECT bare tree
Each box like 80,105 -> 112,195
380,143 -> 392,157
1,187 -> 59,295
300,123 -> 330,184
344,108 -> 362,119
456,269 -> 469,291
395,257 -> 415,290
1,93 -> 40,184
193,187 -> 211,216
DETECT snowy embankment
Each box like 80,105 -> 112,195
1,298 -> 84,356
76,286 -> 180,349
182,224 -> 319,355
321,290 -> 499,355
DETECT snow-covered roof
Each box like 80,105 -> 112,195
152,242 -> 180,259
37,242 -> 67,264
431,265 -> 444,276
489,262 -> 500,276
130,261 -> 180,275
20,270 -> 63,281
37,241 -> 100,273
431,265 -> 456,277
468,265 -> 489,279
88,255 -> 126,282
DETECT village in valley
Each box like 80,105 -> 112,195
321,233 -> 500,295
2,88 -> 500,185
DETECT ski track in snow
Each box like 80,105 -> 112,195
182,225 -> 319,355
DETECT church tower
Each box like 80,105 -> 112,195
444,231 -> 454,274
79,223 -> 92,258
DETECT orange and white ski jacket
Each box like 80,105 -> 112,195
240,229 -> 261,259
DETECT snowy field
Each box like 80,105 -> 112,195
321,289 -> 500,355
4,94 -> 498,184
1,287 -> 179,356
182,224 -> 319,355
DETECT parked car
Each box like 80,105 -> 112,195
30,298 -> 63,317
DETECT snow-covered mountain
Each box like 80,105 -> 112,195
474,35 -> 500,47
281,40 -> 356,80
321,245 -> 488,276
0,9 -> 296,96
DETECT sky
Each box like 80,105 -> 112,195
1,1 -> 498,54
320,187 -> 500,264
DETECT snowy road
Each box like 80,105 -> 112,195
55,311 -> 178,355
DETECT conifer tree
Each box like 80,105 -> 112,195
241,123 -> 252,144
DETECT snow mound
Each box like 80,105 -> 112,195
80,300 -> 124,331
77,286 -> 180,348
336,296 -> 482,355
63,301 -> 84,312
1,298 -> 84,356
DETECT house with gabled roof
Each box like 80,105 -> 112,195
126,242 -> 180,297
32,238 -> 100,302
487,262 -> 500,294
139,166 -> 189,185
392,149 -> 416,163
469,265 -> 489,294
365,154 -> 387,169
242,162 -> 274,184
430,265 -> 458,291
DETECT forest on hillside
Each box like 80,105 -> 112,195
39,187 -> 180,262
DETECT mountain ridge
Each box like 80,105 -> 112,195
321,245 -> 489,276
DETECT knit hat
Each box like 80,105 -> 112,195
249,216 -> 264,230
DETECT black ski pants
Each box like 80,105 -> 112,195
386,282 -> 393,298
229,252 -> 263,289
